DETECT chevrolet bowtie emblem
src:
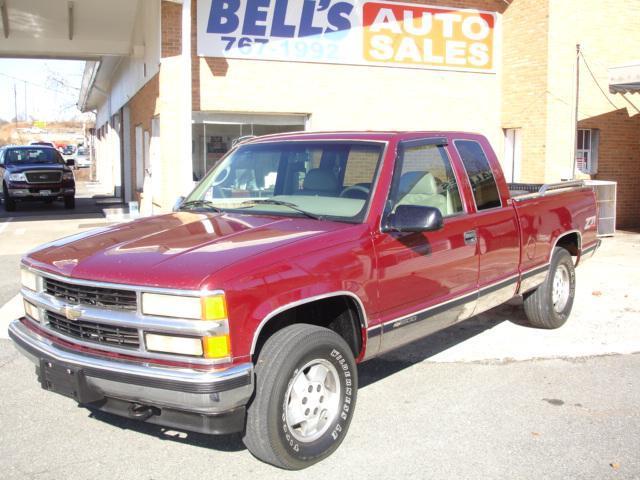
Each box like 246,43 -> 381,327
62,306 -> 83,321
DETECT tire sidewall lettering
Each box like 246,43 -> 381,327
278,345 -> 355,460
551,254 -> 576,322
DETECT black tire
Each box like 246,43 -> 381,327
2,183 -> 16,212
64,196 -> 75,209
523,247 -> 575,329
243,324 -> 358,470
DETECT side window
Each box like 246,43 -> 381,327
455,140 -> 501,210
56,151 -> 66,165
389,143 -> 464,217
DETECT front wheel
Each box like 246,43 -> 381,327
243,324 -> 358,470
523,247 -> 575,329
2,183 -> 16,212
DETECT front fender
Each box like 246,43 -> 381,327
224,235 -> 376,362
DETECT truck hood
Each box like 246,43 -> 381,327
25,212 -> 346,290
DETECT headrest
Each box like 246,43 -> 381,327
303,169 -> 339,192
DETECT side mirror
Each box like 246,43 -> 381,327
172,196 -> 185,212
384,205 -> 443,233
66,159 -> 75,167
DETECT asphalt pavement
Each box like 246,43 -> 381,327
0,340 -> 637,480
0,185 -> 638,479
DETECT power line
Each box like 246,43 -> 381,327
579,51 -> 620,111
0,71 -> 77,97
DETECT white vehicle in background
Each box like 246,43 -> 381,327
74,146 -> 91,168
61,145 -> 76,163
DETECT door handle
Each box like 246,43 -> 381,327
464,230 -> 477,245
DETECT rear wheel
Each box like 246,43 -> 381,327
2,183 -> 16,212
64,196 -> 75,209
243,324 -> 358,470
523,247 -> 575,329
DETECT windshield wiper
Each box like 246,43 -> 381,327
239,199 -> 323,220
178,199 -> 224,213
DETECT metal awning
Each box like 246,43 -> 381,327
609,63 -> 640,94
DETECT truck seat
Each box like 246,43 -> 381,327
397,172 -> 449,214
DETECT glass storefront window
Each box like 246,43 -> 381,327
191,117 -> 305,182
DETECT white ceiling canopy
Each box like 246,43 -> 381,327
0,0 -> 140,59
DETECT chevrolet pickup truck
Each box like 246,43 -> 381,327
1,145 -> 76,211
9,131 -> 600,469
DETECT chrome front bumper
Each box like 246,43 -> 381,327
9,319 -> 254,431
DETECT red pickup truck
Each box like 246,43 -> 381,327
10,131 -> 600,469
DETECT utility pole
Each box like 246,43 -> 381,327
13,82 -> 18,130
24,80 -> 27,122
572,44 -> 580,179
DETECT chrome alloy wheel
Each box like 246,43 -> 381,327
285,359 -> 341,443
552,264 -> 571,313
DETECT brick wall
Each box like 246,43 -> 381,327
501,0 -> 550,182
580,110 -> 640,228
545,0 -> 640,228
161,1 -> 181,58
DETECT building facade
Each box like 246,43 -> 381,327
80,0 -> 640,228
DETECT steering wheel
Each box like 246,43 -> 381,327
340,185 -> 370,199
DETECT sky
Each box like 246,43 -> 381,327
0,58 -> 87,122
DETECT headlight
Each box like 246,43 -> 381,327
21,269 -> 38,291
145,333 -> 204,356
144,333 -> 231,358
63,172 -> 74,180
141,293 -> 227,320
9,173 -> 27,182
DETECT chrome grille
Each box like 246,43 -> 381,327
25,171 -> 63,183
44,277 -> 137,311
46,310 -> 140,349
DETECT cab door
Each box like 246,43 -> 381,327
452,138 -> 520,313
372,138 -> 479,354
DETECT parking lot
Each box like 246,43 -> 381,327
0,187 -> 639,479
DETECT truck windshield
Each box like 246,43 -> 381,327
185,141 -> 384,222
6,148 -> 62,165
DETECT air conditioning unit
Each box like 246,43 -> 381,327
584,180 -> 617,236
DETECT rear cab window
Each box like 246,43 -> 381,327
454,140 -> 502,211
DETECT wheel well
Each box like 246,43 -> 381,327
555,232 -> 580,258
252,296 -> 364,361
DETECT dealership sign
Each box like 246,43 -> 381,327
197,0 -> 497,72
